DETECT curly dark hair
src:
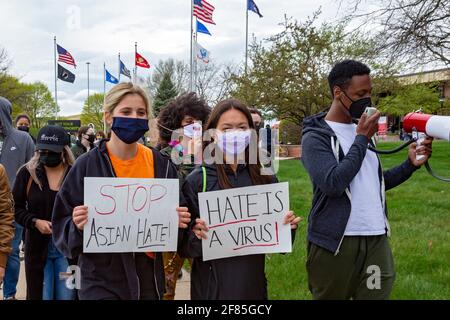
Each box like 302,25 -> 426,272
157,92 -> 211,144
328,60 -> 371,97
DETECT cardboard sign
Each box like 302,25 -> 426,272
198,182 -> 291,261
83,178 -> 179,253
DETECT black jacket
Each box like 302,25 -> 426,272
13,164 -> 70,300
301,112 -> 419,254
180,164 -> 280,300
52,139 -> 181,300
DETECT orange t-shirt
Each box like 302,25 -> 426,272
108,143 -> 155,179
107,143 -> 155,259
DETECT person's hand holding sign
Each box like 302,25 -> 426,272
177,207 -> 191,229
193,218 -> 209,240
284,211 -> 302,230
73,205 -> 88,230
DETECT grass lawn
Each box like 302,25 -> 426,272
267,141 -> 450,299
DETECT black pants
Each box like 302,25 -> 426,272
135,253 -> 159,300
24,231 -> 50,300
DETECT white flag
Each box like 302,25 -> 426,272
196,43 -> 211,64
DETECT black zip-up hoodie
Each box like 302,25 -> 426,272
52,139 -> 181,300
301,112 -> 419,255
179,163 -> 280,300
14,165 -> 70,300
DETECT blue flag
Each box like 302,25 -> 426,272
120,60 -> 131,78
197,20 -> 211,35
105,69 -> 119,84
248,0 -> 263,18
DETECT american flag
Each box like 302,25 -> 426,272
193,0 -> 215,25
57,44 -> 76,68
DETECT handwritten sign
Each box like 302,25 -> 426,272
198,182 -> 291,261
83,177 -> 179,253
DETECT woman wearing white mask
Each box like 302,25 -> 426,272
180,98 -> 301,300
157,92 -> 211,300
157,92 -> 211,182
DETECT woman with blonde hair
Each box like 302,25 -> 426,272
13,125 -> 75,300
52,82 -> 191,300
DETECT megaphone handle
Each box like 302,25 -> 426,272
415,133 -> 426,161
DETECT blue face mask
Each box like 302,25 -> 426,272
111,117 -> 149,144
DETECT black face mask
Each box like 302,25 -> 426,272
87,134 -> 96,144
18,125 -> 29,132
39,152 -> 63,167
340,90 -> 372,119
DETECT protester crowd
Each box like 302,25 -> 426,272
0,60 -> 433,300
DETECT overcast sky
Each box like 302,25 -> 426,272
1,0 -> 344,116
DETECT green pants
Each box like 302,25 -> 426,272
307,235 -> 396,300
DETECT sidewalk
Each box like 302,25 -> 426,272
0,260 -> 26,300
1,261 -> 191,300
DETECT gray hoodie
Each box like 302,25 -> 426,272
0,97 -> 35,186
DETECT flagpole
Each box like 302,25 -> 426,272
134,42 -> 137,84
118,52 -> 121,82
189,0 -> 194,92
53,36 -> 58,118
86,62 -> 90,110
245,1 -> 249,74
103,63 -> 106,133
193,26 -> 198,93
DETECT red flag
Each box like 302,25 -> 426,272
135,52 -> 150,68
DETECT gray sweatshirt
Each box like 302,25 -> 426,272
0,97 -> 35,186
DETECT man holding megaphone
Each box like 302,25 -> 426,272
301,60 -> 433,300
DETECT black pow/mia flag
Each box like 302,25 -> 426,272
57,64 -> 76,83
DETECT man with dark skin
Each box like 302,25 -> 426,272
301,60 -> 432,300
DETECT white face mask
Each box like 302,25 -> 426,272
217,130 -> 251,156
183,122 -> 202,139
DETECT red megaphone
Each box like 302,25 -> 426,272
403,113 -> 450,141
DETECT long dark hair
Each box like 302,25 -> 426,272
204,98 -> 273,189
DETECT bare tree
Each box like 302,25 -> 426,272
341,0 -> 450,67
195,62 -> 236,106
0,47 -> 11,74
146,59 -> 189,98
146,58 -> 237,107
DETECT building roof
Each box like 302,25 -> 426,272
398,67 -> 450,85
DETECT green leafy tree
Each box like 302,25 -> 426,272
229,11 -> 399,128
80,93 -> 105,131
20,82 -> 58,129
378,83 -> 448,116
0,74 -> 31,114
153,72 -> 178,116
